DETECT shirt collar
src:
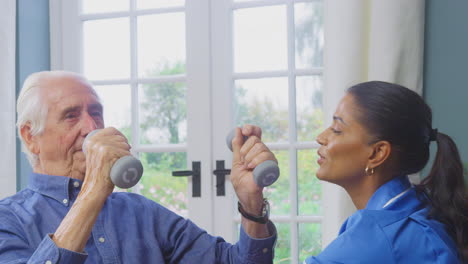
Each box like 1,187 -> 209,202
365,175 -> 412,210
28,172 -> 83,206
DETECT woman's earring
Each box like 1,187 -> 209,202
365,167 -> 375,176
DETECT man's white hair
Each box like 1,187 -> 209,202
16,71 -> 97,167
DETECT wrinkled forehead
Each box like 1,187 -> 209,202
40,75 -> 100,103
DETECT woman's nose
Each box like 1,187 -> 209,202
316,129 -> 327,146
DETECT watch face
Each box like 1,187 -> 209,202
262,199 -> 270,218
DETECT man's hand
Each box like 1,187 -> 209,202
53,127 -> 131,253
81,127 -> 131,198
230,125 -> 277,238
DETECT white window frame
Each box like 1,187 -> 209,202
50,1 -> 340,262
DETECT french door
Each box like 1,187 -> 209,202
51,0 -> 324,262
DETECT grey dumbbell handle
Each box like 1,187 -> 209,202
83,130 -> 143,189
226,129 -> 280,187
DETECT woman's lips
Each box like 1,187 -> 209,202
317,151 -> 325,165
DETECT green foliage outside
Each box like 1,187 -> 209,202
137,61 -> 189,216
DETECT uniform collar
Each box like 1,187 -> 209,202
28,173 -> 83,206
365,175 -> 412,210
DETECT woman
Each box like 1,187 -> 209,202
305,81 -> 467,263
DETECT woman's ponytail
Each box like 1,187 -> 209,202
417,132 -> 468,261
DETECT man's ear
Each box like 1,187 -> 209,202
367,140 -> 391,169
20,124 -> 40,155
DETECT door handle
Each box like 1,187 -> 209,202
172,161 -> 201,197
212,160 -> 231,196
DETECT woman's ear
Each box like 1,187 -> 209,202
20,124 -> 40,155
367,140 -> 391,169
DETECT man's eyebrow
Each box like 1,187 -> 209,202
60,106 -> 81,118
60,105 -> 81,120
88,103 -> 103,112
59,103 -> 103,120
333,115 -> 347,125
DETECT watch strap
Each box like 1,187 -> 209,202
237,199 -> 269,224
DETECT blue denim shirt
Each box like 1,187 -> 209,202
0,173 -> 276,264
305,175 -> 459,264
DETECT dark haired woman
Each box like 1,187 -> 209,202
304,81 -> 467,263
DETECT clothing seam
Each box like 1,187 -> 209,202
368,213 -> 398,264
408,218 -> 441,262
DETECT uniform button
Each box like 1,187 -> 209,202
73,181 -> 80,188
99,237 -> 105,243
45,261 -> 52,264
262,248 -> 269,254
62,199 -> 68,204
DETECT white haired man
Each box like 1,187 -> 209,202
0,71 -> 277,263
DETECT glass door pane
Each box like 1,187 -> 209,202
138,82 -> 187,145
82,0 -> 129,14
93,84 -> 132,139
234,78 -> 289,142
233,6 -> 287,72
138,152 -> 188,217
83,18 -> 130,80
137,13 -> 186,77
137,0 -> 185,10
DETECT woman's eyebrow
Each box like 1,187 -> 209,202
333,115 -> 347,125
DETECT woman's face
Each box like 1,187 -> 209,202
316,94 -> 375,186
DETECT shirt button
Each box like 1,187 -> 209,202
99,237 -> 105,243
62,199 -> 68,204
45,261 -> 52,264
73,181 -> 80,188
262,248 -> 269,254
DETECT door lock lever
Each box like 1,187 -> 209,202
172,161 -> 201,197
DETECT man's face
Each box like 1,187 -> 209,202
31,76 -> 104,179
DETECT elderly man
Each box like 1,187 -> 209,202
0,71 -> 277,263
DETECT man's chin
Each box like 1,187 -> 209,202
70,160 -> 87,180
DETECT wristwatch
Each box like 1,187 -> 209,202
237,198 -> 270,224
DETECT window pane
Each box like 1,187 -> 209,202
234,6 -> 287,72
265,150 -> 290,216
296,76 -> 323,142
93,85 -> 132,141
234,78 -> 288,142
275,223 -> 291,263
295,2 -> 324,69
137,152 -> 188,217
299,223 -> 322,262
298,149 -> 322,215
83,18 -> 130,80
137,0 -> 185,9
82,0 -> 129,14
138,83 -> 187,144
138,13 -> 186,78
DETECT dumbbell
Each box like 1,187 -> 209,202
82,129 -> 143,189
226,129 -> 280,187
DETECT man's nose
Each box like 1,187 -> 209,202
81,112 -> 98,135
